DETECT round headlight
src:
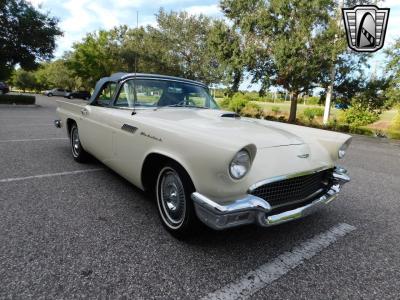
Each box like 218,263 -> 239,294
229,150 -> 251,179
338,140 -> 351,159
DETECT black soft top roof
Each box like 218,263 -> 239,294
89,73 -> 207,104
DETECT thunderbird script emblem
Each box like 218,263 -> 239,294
342,5 -> 390,52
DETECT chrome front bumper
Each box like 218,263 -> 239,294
191,167 -> 350,230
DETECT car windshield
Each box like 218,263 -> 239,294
115,79 -> 219,109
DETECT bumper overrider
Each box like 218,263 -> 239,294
191,166 -> 350,230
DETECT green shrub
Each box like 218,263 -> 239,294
242,92 -> 260,102
349,126 -> 374,136
387,110 -> 400,139
228,93 -> 249,113
303,96 -> 320,105
339,105 -> 379,127
302,107 -> 324,122
271,106 -> 281,115
219,97 -> 231,109
277,116 -> 287,122
241,102 -> 263,118
0,94 -> 36,105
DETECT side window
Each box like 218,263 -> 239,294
95,82 -> 116,106
186,90 -> 217,109
115,80 -> 135,108
114,79 -> 164,108
136,81 -> 163,106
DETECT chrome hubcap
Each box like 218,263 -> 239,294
159,169 -> 186,225
71,128 -> 80,156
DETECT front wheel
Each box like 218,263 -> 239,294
156,163 -> 199,238
70,123 -> 89,163
48,93 -> 53,97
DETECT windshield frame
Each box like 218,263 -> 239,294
111,77 -> 219,110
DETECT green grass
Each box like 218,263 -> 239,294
252,101 -> 341,117
379,109 -> 397,122
217,99 -> 398,127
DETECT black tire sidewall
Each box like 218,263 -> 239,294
70,124 -> 88,163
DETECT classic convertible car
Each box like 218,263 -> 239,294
55,73 -> 351,237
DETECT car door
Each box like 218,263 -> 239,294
56,89 -> 64,96
105,79 -> 161,186
77,81 -> 117,164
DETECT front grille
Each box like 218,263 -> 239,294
250,169 -> 333,208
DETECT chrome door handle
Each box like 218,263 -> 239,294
81,108 -> 88,116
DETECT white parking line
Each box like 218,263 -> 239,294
202,223 -> 356,300
0,138 -> 68,143
0,169 -> 104,183
0,124 -> 54,127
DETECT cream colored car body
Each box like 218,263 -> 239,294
56,99 -> 351,206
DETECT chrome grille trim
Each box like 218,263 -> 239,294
249,168 -> 333,209
248,166 -> 333,192
121,124 -> 138,134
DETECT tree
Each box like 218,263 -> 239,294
36,60 -> 80,90
321,0 -> 375,124
66,27 -> 126,88
11,69 -> 37,92
208,20 -> 245,95
385,39 -> 400,108
120,26 -> 181,76
0,0 -> 62,80
221,0 -> 337,123
319,52 -> 369,104
352,78 -> 389,112
152,9 -> 223,85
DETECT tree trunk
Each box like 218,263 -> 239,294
230,70 -> 242,94
323,65 -> 335,124
288,92 -> 298,123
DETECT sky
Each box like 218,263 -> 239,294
28,0 -> 400,90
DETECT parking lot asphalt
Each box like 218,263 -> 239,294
1,95 -> 399,299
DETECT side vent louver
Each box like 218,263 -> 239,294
121,124 -> 138,134
220,112 -> 241,119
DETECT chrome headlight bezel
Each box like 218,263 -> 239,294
338,138 -> 351,159
229,149 -> 252,180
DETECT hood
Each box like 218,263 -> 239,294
142,108 -> 304,149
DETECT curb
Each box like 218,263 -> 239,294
0,104 -> 41,108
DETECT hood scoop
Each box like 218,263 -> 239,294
220,112 -> 241,119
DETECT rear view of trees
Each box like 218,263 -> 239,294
65,10 -> 223,87
221,0 -> 346,122
0,0 -> 62,80
6,1 -> 399,124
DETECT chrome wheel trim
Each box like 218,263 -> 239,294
71,127 -> 81,157
156,167 -> 186,229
